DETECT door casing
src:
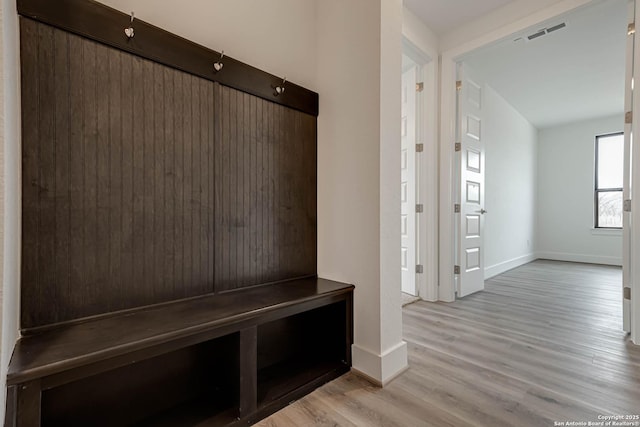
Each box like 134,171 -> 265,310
438,0 -> 640,344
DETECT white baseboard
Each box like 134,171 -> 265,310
484,253 -> 537,279
536,251 -> 622,266
351,341 -> 408,386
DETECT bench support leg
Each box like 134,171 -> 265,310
16,380 -> 41,427
239,326 -> 257,418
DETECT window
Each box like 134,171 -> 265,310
595,132 -> 624,228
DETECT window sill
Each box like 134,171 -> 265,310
591,228 -> 623,236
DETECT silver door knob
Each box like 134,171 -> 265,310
477,209 -> 487,214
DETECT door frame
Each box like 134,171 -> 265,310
402,35 -> 438,301
438,0 -> 640,344
630,0 -> 640,345
400,56 -> 418,296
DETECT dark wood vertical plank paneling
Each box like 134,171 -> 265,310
271,103 -> 278,281
131,55 -> 146,308
53,29 -> 70,323
36,23 -> 56,323
236,91 -> 244,286
120,51 -> 134,307
271,103 -> 279,281
200,79 -> 213,293
95,42 -> 111,312
249,95 -> 257,284
262,99 -> 269,283
211,86 -> 320,288
215,86 -> 226,290
221,86 -> 231,290
174,72 -> 185,297
152,62 -> 165,300
283,105 -> 293,278
261,98 -> 268,283
268,101 -> 275,282
190,75 -> 201,293
289,106 -> 299,277
108,50 -> 123,310
20,19 -> 40,328
21,21 -> 318,328
296,110 -> 304,276
256,98 -> 264,285
208,82 -> 215,290
243,93 -> 251,285
142,59 -> 155,302
213,84 -> 221,290
198,79 -> 209,293
227,86 -> 234,289
81,37 -> 98,316
67,32 -> 85,325
163,67 -> 175,299
279,104 -> 288,278
182,73 -> 193,298
281,106 -> 289,279
308,113 -> 318,274
297,111 -> 307,276
229,88 -> 238,289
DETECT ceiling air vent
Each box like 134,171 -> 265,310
518,22 -> 567,43
527,29 -> 546,41
546,22 -> 566,33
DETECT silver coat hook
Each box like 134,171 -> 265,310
214,50 -> 224,72
274,77 -> 287,96
125,12 -> 135,38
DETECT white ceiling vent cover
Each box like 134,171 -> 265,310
527,29 -> 546,40
546,22 -> 567,33
516,22 -> 567,43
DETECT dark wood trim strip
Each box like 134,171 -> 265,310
16,380 -> 41,427
17,0 -> 319,116
4,385 -> 17,427
239,327 -> 258,417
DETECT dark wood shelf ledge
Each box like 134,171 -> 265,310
8,278 -> 353,387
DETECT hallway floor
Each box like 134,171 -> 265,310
256,260 -> 640,426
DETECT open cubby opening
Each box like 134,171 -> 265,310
41,333 -> 240,427
256,301 -> 348,407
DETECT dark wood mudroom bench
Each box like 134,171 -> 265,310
6,278 -> 354,427
13,0 -> 339,425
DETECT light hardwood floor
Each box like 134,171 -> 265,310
256,260 -> 640,427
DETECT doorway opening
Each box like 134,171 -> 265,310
450,0 -> 629,330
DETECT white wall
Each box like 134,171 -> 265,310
537,114 -> 623,265
402,7 -> 438,57
317,0 -> 407,384
0,0 -> 21,421
484,86 -> 538,278
97,0 -> 318,90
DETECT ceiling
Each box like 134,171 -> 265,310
462,0 -> 627,129
403,0 -> 515,35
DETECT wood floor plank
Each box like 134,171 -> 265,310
256,260 -> 640,427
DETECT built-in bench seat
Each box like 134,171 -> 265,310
6,278 -> 354,427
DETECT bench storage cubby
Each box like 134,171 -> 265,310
6,278 -> 354,426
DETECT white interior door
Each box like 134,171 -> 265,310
457,63 -> 486,298
623,0 -> 634,333
401,65 -> 417,296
